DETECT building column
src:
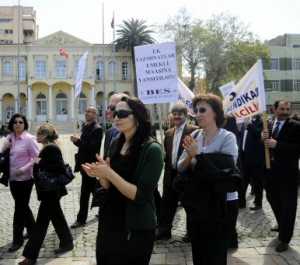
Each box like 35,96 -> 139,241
71,86 -> 75,120
27,85 -> 32,121
0,100 -> 2,123
90,85 -> 96,107
15,98 -> 18,114
48,85 -> 53,121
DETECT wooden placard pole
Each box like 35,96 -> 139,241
262,112 -> 271,169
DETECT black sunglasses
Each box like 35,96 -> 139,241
113,109 -> 133,119
14,121 -> 24,124
193,107 -> 207,114
107,105 -> 116,111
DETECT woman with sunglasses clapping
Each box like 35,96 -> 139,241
2,114 -> 39,252
82,97 -> 163,265
177,94 -> 240,265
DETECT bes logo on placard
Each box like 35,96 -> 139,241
146,88 -> 171,96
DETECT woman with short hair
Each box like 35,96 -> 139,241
19,124 -> 73,265
4,113 -> 39,252
178,93 -> 240,265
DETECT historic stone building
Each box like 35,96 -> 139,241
0,28 -> 134,127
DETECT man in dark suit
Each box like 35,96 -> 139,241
156,102 -> 197,240
263,100 -> 300,252
70,106 -> 103,228
240,115 -> 265,210
103,93 -> 128,158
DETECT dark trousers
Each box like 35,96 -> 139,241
154,187 -> 162,226
240,164 -> 264,206
96,220 -> 155,265
77,170 -> 96,224
187,217 -> 227,265
226,200 -> 239,248
9,179 -> 35,244
265,178 -> 298,244
23,197 -> 73,260
159,170 -> 187,232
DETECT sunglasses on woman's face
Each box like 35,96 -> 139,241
113,109 -> 133,119
107,105 -> 116,112
193,107 -> 207,114
14,120 -> 24,124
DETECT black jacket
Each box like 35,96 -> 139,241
34,144 -> 68,201
268,118 -> 300,182
182,153 -> 241,222
0,148 -> 10,186
74,121 -> 103,172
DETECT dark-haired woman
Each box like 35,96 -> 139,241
19,124 -> 73,265
83,97 -> 164,265
3,114 -> 39,252
178,93 -> 239,265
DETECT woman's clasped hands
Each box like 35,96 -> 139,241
82,154 -> 111,189
183,135 -> 198,159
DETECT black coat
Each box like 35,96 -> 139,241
74,121 -> 103,172
0,148 -> 10,186
182,153 -> 241,222
268,118 -> 300,183
34,144 -> 68,201
241,118 -> 265,168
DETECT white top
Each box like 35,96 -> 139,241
177,128 -> 239,201
172,122 -> 186,169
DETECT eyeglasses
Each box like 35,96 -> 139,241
193,107 -> 207,114
107,105 -> 116,112
14,121 -> 24,124
113,109 -> 133,119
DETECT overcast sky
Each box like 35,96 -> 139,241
2,0 -> 300,44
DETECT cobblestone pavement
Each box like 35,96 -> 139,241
1,135 -> 300,264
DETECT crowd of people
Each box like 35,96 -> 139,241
0,91 -> 299,265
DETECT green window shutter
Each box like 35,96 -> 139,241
280,58 -> 286,70
286,58 -> 292,70
280,80 -> 286,91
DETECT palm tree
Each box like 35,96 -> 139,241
115,18 -> 155,96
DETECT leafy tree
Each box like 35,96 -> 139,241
202,13 -> 270,93
115,18 -> 155,95
161,8 -> 205,91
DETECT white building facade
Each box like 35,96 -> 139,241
0,30 -> 134,125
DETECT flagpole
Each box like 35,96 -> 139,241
17,0 -> 21,113
263,112 -> 271,169
112,10 -> 116,93
102,2 -> 107,131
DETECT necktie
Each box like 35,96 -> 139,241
272,121 -> 281,138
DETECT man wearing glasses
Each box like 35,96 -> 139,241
70,106 -> 103,228
156,102 -> 197,241
103,93 -> 128,158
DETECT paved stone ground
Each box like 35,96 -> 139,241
0,134 -> 300,264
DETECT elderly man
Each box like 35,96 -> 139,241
156,102 -> 197,241
70,106 -> 103,228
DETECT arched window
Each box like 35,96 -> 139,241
56,92 -> 68,115
36,93 -> 47,115
78,92 -> 88,114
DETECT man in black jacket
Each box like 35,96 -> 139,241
240,115 -> 265,210
263,100 -> 300,252
70,106 -> 103,228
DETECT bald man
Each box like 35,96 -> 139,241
70,106 -> 103,228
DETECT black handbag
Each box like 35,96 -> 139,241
0,148 -> 10,187
59,164 -> 75,185
35,164 -> 75,192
